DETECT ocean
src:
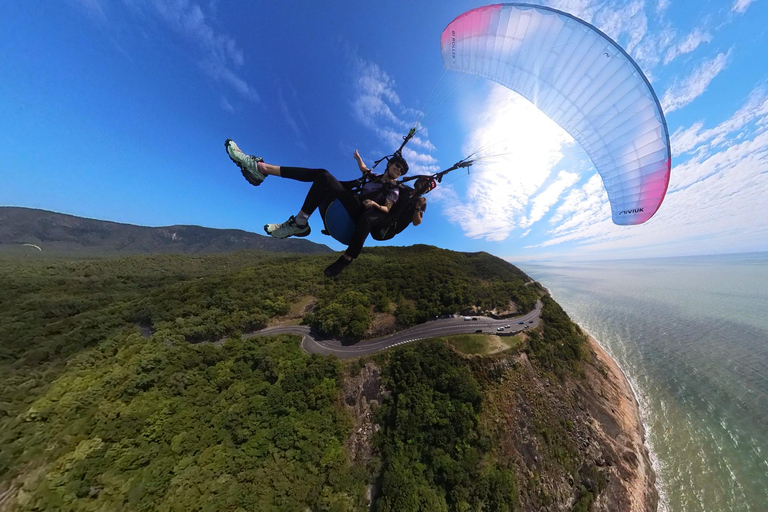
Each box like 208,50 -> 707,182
520,253 -> 768,512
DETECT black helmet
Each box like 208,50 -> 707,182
388,154 -> 409,175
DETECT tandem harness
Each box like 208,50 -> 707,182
318,155 -> 473,245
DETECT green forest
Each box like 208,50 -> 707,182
0,246 -> 597,511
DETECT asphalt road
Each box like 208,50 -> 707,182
252,300 -> 542,359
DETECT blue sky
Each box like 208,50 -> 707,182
2,0 -> 767,262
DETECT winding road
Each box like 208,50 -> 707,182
251,300 -> 542,359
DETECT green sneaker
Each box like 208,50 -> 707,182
264,216 -> 311,239
225,139 -> 266,186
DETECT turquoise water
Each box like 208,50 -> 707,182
521,253 -> 768,512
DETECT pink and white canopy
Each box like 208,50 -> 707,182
441,3 -> 671,224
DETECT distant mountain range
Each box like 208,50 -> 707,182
0,207 -> 332,256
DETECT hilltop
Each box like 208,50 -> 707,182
0,206 -> 331,256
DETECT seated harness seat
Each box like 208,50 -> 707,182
319,179 -> 417,245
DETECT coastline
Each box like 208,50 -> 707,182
586,333 -> 658,512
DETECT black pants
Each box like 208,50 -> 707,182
280,167 -> 393,259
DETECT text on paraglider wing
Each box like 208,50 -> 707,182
451,30 -> 456,61
619,208 -> 645,215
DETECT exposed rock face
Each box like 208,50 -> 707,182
481,347 -> 657,511
582,336 -> 657,512
342,363 -> 387,465
346,343 -> 657,512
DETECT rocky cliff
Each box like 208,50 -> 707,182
342,337 -> 657,511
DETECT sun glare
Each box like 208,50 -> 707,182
447,83 -> 578,241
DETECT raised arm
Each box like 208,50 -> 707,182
353,150 -> 370,174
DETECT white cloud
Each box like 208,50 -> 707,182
68,0 -> 107,22
550,0 -> 661,68
546,174 -> 611,236
670,121 -> 708,156
278,85 -> 308,150
661,51 -> 730,112
520,171 -> 580,229
632,27 -> 676,69
591,0 -> 648,54
145,0 -> 257,101
74,0 -> 258,101
525,89 -> 768,258
409,134 -> 437,152
670,84 -> 768,157
148,0 -> 242,65
664,29 -> 712,64
350,57 -> 437,175
351,59 -> 402,129
200,60 -> 258,101
220,95 -> 234,113
732,0 -> 757,14
402,148 -> 439,167
546,0 -> 598,23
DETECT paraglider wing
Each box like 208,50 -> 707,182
441,3 -> 671,224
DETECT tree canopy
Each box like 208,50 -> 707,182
0,246 -> 604,511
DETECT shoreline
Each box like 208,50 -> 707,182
586,332 -> 659,512
538,283 -> 660,511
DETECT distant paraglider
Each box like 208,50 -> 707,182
441,3 -> 671,224
22,243 -> 42,251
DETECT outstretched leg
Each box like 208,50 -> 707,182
224,140 -> 362,241
280,168 -> 360,219
225,139 -> 267,186
264,168 -> 361,239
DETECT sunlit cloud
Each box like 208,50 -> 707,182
547,174 -> 611,236
351,59 -> 402,130
632,27 -> 675,70
549,0 -> 662,70
147,0 -> 243,65
438,84 -> 573,241
732,0 -> 757,14
520,171 -> 581,229
200,60 -> 258,101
